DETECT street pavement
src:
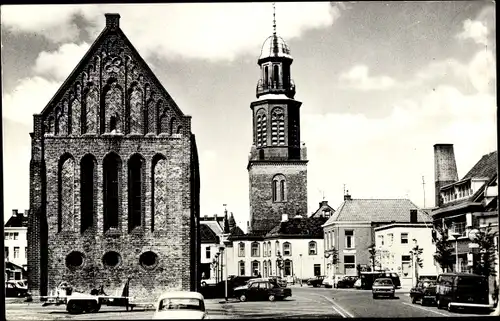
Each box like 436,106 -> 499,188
5,286 -> 495,320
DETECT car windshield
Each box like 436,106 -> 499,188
158,298 -> 204,311
373,279 -> 393,286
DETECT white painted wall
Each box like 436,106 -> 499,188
227,238 -> 325,279
375,225 -> 438,288
4,227 -> 28,268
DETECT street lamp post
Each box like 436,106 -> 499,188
451,231 -> 462,273
220,233 -> 230,302
299,254 -> 303,287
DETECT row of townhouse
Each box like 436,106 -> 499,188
4,209 -> 29,280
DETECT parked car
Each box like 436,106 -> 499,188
228,276 -> 256,289
435,272 -> 493,312
336,276 -> 358,288
410,279 -> 437,306
307,276 -> 325,287
353,279 -> 362,289
234,280 -> 292,302
360,271 -> 401,290
233,278 -> 270,291
153,291 -> 207,320
200,277 -> 217,288
268,275 -> 287,288
372,278 -> 395,299
5,280 -> 30,297
322,277 -> 334,288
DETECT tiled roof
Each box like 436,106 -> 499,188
200,224 -> 219,243
4,214 -> 28,228
265,216 -> 328,238
463,151 -> 497,180
324,199 -> 431,225
230,226 -> 245,236
310,201 -> 336,218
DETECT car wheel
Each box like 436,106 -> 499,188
239,294 -> 247,302
411,297 -> 417,304
201,281 -> 207,287
447,302 -> 455,312
268,294 -> 276,302
372,294 -> 377,299
67,301 -> 84,314
87,301 -> 101,313
436,298 -> 444,309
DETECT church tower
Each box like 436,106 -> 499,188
248,5 -> 308,235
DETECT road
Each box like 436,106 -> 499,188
5,287 -> 493,319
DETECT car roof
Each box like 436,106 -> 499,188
157,291 -> 205,302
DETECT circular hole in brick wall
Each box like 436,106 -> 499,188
102,251 -> 121,268
139,251 -> 158,270
66,251 -> 85,269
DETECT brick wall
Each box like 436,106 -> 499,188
248,162 -> 307,234
28,15 -> 200,300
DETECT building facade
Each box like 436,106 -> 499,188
431,145 -> 498,294
4,210 -> 29,280
27,13 -> 200,300
322,193 -> 432,284
374,222 -> 438,287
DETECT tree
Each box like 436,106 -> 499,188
472,223 -> 498,277
368,243 -> 378,272
432,223 -> 454,272
410,244 -> 424,282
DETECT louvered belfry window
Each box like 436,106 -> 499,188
271,107 -> 285,146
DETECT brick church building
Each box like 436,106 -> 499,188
27,14 -> 200,300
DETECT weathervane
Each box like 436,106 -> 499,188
272,2 -> 277,35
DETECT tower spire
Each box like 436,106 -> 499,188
272,2 -> 277,36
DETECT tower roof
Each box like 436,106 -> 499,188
259,35 -> 292,60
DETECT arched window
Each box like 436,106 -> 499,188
251,242 -> 260,257
128,154 -> 144,232
267,241 -> 272,257
256,109 -> 267,147
152,154 -> 167,232
271,107 -> 285,146
83,87 -> 99,134
58,154 -> 75,232
264,66 -> 269,86
170,117 -> 176,136
272,174 -> 286,202
263,261 -> 268,277
275,241 -> 280,256
284,259 -> 293,277
238,242 -> 245,257
252,260 -> 261,276
263,242 -> 267,257
268,260 -> 272,276
283,242 -> 291,256
308,241 -> 317,255
239,260 -> 245,276
103,153 -> 121,231
103,83 -> 123,134
80,154 -> 97,233
273,64 -> 280,87
128,84 -> 143,134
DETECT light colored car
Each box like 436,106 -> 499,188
372,278 -> 395,299
353,279 -> 362,289
200,278 -> 217,287
153,291 -> 208,320
322,277 -> 333,288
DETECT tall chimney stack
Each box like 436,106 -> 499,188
105,13 -> 120,30
434,144 -> 459,207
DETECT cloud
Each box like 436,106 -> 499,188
33,42 -> 91,81
2,77 -> 62,126
339,65 -> 396,91
456,19 -> 489,46
303,84 -> 496,212
467,49 -> 496,93
1,3 -> 342,61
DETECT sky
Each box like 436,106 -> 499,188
1,2 -> 497,231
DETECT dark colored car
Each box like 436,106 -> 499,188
5,281 -> 30,297
410,280 -> 437,306
228,276 -> 256,288
307,276 -> 325,287
371,278 -> 395,299
234,280 -> 292,302
436,273 -> 492,312
336,276 -> 358,288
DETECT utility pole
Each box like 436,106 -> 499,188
422,176 -> 426,208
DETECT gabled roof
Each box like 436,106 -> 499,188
324,199 -> 430,226
463,151 -> 497,180
310,200 -> 335,218
200,224 -> 219,244
202,220 -> 223,236
39,13 -> 185,118
5,214 -> 28,228
265,216 -> 328,238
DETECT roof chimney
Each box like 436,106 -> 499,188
203,215 -> 208,220
344,190 -> 352,201
319,200 -> 328,207
281,214 -> 289,222
434,144 -> 459,207
410,209 -> 418,223
105,13 -> 120,30
12,209 -> 18,217
24,210 -> 29,217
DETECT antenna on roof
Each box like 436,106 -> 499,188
272,2 -> 277,36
